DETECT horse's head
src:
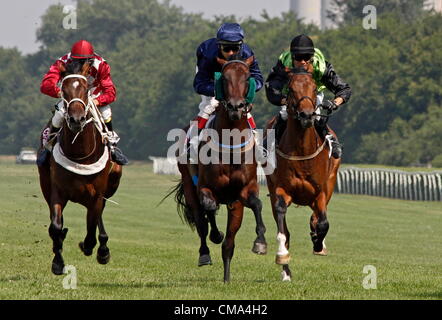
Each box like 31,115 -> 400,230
286,64 -> 317,129
216,55 -> 254,121
59,59 -> 91,133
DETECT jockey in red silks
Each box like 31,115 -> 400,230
37,40 -> 128,166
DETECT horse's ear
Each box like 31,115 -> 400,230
216,57 -> 227,66
245,55 -> 254,66
80,60 -> 91,76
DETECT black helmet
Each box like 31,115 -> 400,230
290,34 -> 315,55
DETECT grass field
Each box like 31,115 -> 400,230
0,158 -> 441,300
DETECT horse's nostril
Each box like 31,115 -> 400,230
80,116 -> 86,122
69,117 -> 75,123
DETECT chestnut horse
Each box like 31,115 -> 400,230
171,56 -> 267,282
265,65 -> 340,281
37,60 -> 122,275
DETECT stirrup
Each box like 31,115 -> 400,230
326,135 -> 342,159
110,146 -> 129,165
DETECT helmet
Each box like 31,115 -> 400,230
71,40 -> 94,59
216,23 -> 244,44
290,34 -> 315,55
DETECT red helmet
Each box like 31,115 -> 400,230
71,40 -> 94,59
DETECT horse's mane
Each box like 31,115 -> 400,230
65,59 -> 91,75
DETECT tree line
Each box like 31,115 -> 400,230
0,0 -> 441,167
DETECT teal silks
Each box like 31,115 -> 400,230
214,72 -> 256,104
215,72 -> 224,101
246,77 -> 256,104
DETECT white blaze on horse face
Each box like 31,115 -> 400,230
276,232 -> 289,256
73,81 -> 79,89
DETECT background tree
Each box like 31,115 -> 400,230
1,0 -> 441,167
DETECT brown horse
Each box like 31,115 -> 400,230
37,60 -> 122,275
172,56 -> 267,282
265,64 -> 340,281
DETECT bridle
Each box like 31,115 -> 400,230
219,60 -> 253,114
60,74 -> 95,137
286,69 -> 318,121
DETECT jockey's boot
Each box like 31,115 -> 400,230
36,125 -> 58,166
274,114 -> 287,145
314,121 -> 343,159
106,121 -> 129,165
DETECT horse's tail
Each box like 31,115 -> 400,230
159,179 -> 196,230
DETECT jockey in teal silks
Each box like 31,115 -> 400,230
187,23 -> 264,184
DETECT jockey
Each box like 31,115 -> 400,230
265,34 -> 352,158
189,22 -> 264,172
37,40 -> 128,166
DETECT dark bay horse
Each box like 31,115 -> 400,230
264,64 -> 340,281
37,60 -> 122,275
172,56 -> 267,282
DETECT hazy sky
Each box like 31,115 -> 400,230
0,0 -> 289,54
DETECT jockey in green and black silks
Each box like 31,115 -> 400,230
264,34 -> 352,159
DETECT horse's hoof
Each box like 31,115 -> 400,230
209,230 -> 224,244
198,254 -> 212,267
275,253 -> 291,265
97,250 -> 111,265
281,270 -> 291,282
79,242 -> 93,256
252,242 -> 267,255
313,248 -> 328,256
51,262 -> 65,275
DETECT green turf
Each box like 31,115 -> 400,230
0,159 -> 441,300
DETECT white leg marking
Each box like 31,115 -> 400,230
276,232 -> 289,256
281,270 -> 291,281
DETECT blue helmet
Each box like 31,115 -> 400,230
216,23 -> 244,44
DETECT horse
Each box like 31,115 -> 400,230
264,64 -> 341,281
170,56 -> 267,282
37,59 -> 122,275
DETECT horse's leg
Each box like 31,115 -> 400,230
207,211 -> 224,244
96,200 -> 110,264
49,190 -> 68,275
271,189 -> 292,281
79,198 -> 102,256
198,187 -> 218,266
326,158 -> 340,204
222,201 -> 244,283
244,192 -> 267,255
310,192 -> 329,256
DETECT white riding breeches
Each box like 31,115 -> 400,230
280,92 -> 324,120
51,100 -> 112,128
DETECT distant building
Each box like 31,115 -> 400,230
425,0 -> 442,12
290,0 -> 442,30
289,0 -> 336,30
